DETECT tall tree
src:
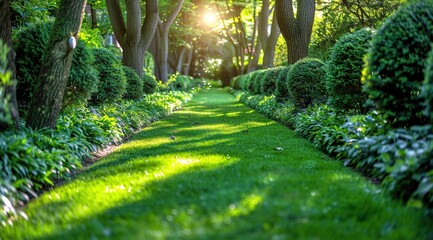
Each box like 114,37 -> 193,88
0,0 -> 20,129
157,0 -> 185,82
26,0 -> 87,129
106,0 -> 159,77
276,0 -> 315,64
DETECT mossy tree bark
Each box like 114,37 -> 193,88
276,0 -> 315,64
26,0 -> 86,129
106,0 -> 159,78
0,0 -> 20,130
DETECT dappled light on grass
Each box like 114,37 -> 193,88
1,89 -> 433,239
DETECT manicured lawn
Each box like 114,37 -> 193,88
2,88 -> 432,239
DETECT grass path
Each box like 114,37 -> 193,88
2,88 -> 433,239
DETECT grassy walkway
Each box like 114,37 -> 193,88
2,89 -> 432,239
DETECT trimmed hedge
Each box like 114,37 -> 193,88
260,67 -> 281,96
64,40 -> 99,107
287,58 -> 327,109
326,28 -> 374,112
91,48 -> 127,104
275,66 -> 291,101
123,66 -> 144,100
14,22 -> 52,105
362,1 -> 433,127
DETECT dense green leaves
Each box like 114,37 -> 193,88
287,58 -> 327,109
123,66 -> 144,100
90,48 -> 127,104
326,28 -> 374,112
363,1 -> 433,127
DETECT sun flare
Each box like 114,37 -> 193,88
203,12 -> 217,25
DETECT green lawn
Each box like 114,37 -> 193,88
2,88 -> 432,239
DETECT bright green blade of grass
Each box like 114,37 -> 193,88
2,89 -> 432,240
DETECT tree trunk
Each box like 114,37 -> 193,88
90,3 -> 97,29
276,0 -> 315,64
247,40 -> 261,73
182,46 -> 193,75
0,0 -> 20,130
26,0 -> 86,129
176,46 -> 187,73
160,29 -> 169,82
263,12 -> 280,68
106,0 -> 159,77
123,43 -> 145,77
159,0 -> 185,82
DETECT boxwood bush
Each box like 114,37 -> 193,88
275,66 -> 291,101
13,22 -> 53,105
326,28 -> 374,112
260,67 -> 281,96
422,47 -> 433,124
14,21 -> 99,108
91,48 -> 127,104
123,66 -> 144,100
64,40 -> 99,107
287,58 -> 327,109
362,1 -> 433,127
142,70 -> 158,94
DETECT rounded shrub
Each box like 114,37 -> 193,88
423,47 -> 433,123
240,73 -> 252,91
275,65 -> 291,101
142,70 -> 158,94
123,66 -> 144,100
261,67 -> 281,96
91,48 -> 126,104
248,70 -> 265,95
362,1 -> 433,127
169,74 -> 193,91
14,21 -> 53,105
64,40 -> 99,107
326,28 -> 374,112
287,58 -> 327,109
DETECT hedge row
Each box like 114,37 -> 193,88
235,92 -> 433,208
0,91 -> 194,226
231,1 -> 433,208
13,21 -> 158,108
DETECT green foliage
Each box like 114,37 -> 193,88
0,40 -> 12,127
91,48 -> 127,104
142,70 -> 158,94
63,41 -> 99,108
326,28 -> 374,112
274,66 -> 291,101
14,21 -> 53,105
143,52 -> 155,74
250,70 -> 265,95
164,73 -> 194,92
309,0 -> 400,59
363,1 -> 433,127
338,125 -> 433,206
79,27 -> 104,48
422,47 -> 433,124
295,105 -> 346,154
287,58 -> 327,109
0,90 -> 195,225
260,67 -> 281,96
10,0 -> 57,28
123,66 -> 144,100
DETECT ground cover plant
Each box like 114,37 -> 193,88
0,90 -> 194,226
1,89 -> 432,239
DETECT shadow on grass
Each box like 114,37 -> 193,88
11,89 -> 433,239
